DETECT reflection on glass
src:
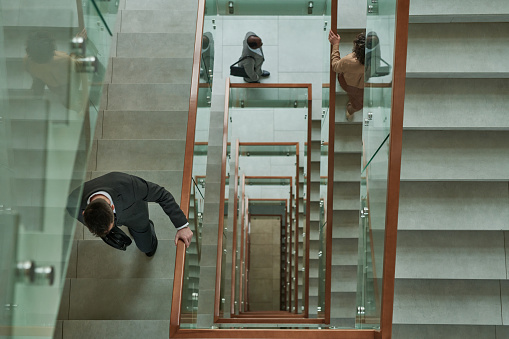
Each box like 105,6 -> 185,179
179,0 -> 332,330
0,0 -> 117,336
355,0 -> 398,330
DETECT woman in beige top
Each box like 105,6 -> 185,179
328,30 -> 365,121
24,30 -> 85,112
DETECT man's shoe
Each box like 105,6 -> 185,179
145,220 -> 158,257
145,237 -> 158,257
261,70 -> 270,77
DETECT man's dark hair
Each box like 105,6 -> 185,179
202,35 -> 210,49
353,32 -> 366,65
247,35 -> 260,48
26,31 -> 56,63
83,199 -> 114,237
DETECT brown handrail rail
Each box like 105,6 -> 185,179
230,138 -> 240,316
170,0 -> 205,336
378,0 -> 410,338
304,84 -> 312,318
325,0 -> 338,324
213,76 -> 232,321
294,142 -> 300,313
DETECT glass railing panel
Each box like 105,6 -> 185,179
362,0 -> 396,172
355,0 -> 398,329
177,0 -> 333,330
356,138 -> 388,329
87,0 -> 119,37
0,0 -> 116,336
216,0 -> 329,16
229,87 -> 309,108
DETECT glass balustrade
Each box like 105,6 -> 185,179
0,0 -> 117,337
354,0 -> 399,330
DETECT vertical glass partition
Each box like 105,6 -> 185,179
355,0 -> 398,330
0,0 -> 117,337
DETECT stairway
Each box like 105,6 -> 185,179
392,1 -> 509,338
56,0 -> 198,338
328,28 -> 365,327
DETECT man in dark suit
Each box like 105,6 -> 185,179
67,172 -> 193,256
238,31 -> 270,83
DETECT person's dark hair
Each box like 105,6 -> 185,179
353,32 -> 366,65
247,35 -> 260,48
26,31 -> 56,63
83,199 -> 114,237
202,35 -> 210,49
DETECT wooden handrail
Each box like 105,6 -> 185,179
170,0 -> 205,336
378,1 -> 410,338
239,177 -> 246,313
230,138 -> 240,316
172,329 -> 377,338
304,84 -> 312,318
325,0 -> 338,325
213,76 -> 231,321
294,143 -> 300,313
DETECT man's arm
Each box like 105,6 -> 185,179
132,175 -> 193,247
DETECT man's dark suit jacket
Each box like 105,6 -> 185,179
67,172 -> 188,231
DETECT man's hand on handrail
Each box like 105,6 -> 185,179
175,227 -> 193,248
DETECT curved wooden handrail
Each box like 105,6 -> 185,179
170,0 -> 206,336
213,76 -> 232,321
325,0 -> 338,324
230,138 -> 240,316
379,0 -> 410,338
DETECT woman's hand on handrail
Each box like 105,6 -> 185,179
328,30 -> 341,45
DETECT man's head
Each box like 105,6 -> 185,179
83,198 -> 114,237
202,35 -> 210,50
353,32 -> 366,65
26,31 -> 56,63
247,35 -> 263,49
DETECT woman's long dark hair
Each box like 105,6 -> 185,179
26,31 -> 56,63
353,32 -> 366,65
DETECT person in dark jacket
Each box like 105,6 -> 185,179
67,172 -> 193,257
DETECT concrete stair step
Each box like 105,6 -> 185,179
332,210 -> 359,238
65,278 -> 173,320
94,139 -> 186,172
100,110 -> 188,140
333,153 -> 361,182
409,0 -> 509,23
395,230 -> 506,280
392,324 -> 507,339
124,0 -> 197,11
116,33 -> 195,58
74,239 -> 177,279
334,124 -> 362,153
401,130 -> 509,180
106,83 -> 191,111
330,291 -> 357,319
404,78 -> 509,130
331,265 -> 357,293
121,10 -> 196,33
331,238 -> 358,266
1,7 -> 78,28
393,279 -> 504,325
407,23 -> 509,76
111,58 -> 193,84
332,181 -> 360,210
398,181 -> 509,231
